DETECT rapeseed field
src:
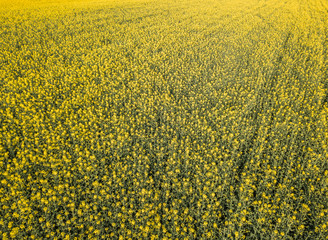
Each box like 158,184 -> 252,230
1,0 -> 328,239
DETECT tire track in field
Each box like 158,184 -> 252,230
229,28 -> 296,237
231,26 -> 294,208
215,0 -> 297,224
214,0 -> 296,229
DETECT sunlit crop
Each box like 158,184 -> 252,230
1,0 -> 328,239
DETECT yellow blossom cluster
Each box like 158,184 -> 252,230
1,0 -> 328,239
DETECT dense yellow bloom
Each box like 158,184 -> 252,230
0,0 -> 328,239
